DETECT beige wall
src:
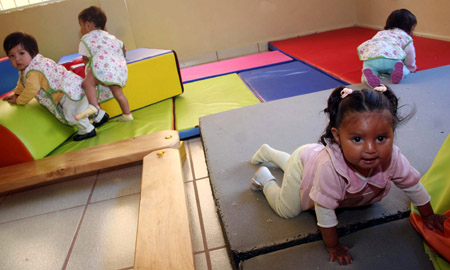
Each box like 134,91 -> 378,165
126,0 -> 356,62
0,0 -> 448,64
0,0 -> 98,61
355,0 -> 450,40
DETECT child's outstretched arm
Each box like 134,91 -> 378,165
319,226 -> 352,265
417,202 -> 449,233
12,72 -> 41,105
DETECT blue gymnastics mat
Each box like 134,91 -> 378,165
239,61 -> 348,102
0,58 -> 19,97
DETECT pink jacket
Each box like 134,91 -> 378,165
299,143 -> 420,211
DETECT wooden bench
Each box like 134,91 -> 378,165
134,148 -> 194,269
0,130 -> 180,193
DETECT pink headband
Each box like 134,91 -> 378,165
374,84 -> 387,92
341,84 -> 387,99
340,88 -> 353,99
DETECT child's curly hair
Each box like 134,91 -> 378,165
78,6 -> 107,30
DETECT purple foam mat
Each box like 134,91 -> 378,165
239,61 -> 347,102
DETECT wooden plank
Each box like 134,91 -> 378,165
0,130 -> 180,193
135,148 -> 194,270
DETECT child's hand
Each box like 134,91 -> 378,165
320,226 -> 352,265
2,94 -> 17,103
423,213 -> 449,233
326,243 -> 352,265
418,202 -> 449,234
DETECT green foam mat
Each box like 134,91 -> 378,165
411,134 -> 450,269
49,98 -> 174,156
174,73 -> 260,132
0,99 -> 75,160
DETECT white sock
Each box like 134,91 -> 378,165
251,144 -> 272,164
251,144 -> 290,171
253,166 -> 275,186
117,113 -> 133,122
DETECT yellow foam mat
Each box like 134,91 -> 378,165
101,52 -> 183,117
175,73 -> 260,132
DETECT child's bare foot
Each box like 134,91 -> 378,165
75,104 -> 98,120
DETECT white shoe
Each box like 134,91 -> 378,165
250,166 -> 274,191
250,178 -> 263,191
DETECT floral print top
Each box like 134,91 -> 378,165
80,30 -> 128,87
357,28 -> 413,61
22,54 -> 85,123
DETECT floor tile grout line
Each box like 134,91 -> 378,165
61,171 -> 99,270
192,180 -> 212,270
188,139 -> 212,269
89,191 -> 141,205
185,176 -> 209,184
117,266 -> 134,270
208,245 -> 228,252
0,204 -> 87,225
0,189 -> 141,226
193,245 -> 227,255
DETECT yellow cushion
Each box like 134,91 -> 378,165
101,50 -> 183,117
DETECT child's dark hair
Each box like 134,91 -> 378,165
78,6 -> 107,30
384,9 -> 417,35
3,31 -> 39,57
319,85 -> 413,145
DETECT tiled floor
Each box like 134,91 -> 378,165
0,136 -> 233,270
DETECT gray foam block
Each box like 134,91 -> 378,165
241,218 -> 434,270
200,65 -> 450,267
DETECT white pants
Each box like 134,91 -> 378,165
259,145 -> 309,219
59,95 -> 94,135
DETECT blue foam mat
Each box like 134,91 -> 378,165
179,127 -> 200,140
0,59 -> 19,96
239,61 -> 348,102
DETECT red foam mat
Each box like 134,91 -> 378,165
269,27 -> 450,84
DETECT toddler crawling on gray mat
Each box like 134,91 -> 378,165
250,85 -> 448,265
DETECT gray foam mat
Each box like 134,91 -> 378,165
200,65 -> 450,267
241,218 -> 434,270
